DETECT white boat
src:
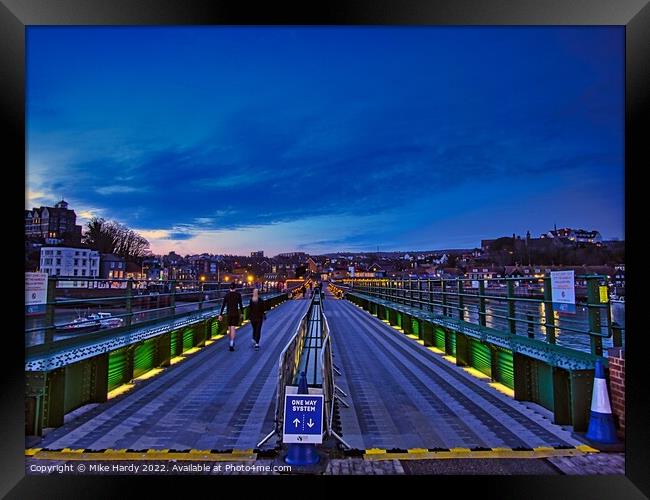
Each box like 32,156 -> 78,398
87,312 -> 125,328
55,314 -> 101,333
609,294 -> 625,304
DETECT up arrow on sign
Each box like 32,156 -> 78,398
293,418 -> 300,427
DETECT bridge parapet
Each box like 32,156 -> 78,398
24,289 -> 294,436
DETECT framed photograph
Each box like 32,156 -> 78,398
3,0 -> 646,496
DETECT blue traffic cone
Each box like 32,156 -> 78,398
284,372 -> 320,466
584,358 -> 620,446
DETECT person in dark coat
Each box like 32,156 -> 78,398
248,288 -> 267,350
219,282 -> 243,351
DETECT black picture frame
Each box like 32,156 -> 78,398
2,0 -> 647,497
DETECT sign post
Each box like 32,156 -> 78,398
550,270 -> 576,314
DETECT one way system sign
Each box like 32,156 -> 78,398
283,393 -> 324,444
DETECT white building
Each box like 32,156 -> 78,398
39,247 -> 100,278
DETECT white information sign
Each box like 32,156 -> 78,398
550,270 -> 576,313
25,272 -> 48,315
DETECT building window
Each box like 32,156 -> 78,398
82,251 -> 87,256
82,259 -> 86,266
82,269 -> 86,276
74,269 -> 78,276
56,258 -> 61,265
56,269 -> 61,275
74,259 -> 79,266
110,262 -> 115,269
56,250 -> 61,255
75,251 -> 80,256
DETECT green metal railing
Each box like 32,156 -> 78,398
26,278 -> 295,348
334,275 -> 623,356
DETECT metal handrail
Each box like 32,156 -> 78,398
27,282 -> 305,337
332,275 -> 623,354
260,293 -> 315,447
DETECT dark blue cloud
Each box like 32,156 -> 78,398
27,27 -> 624,251
168,232 -> 194,241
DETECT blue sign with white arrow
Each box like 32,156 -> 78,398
283,393 -> 324,444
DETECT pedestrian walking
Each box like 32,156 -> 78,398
218,282 -> 243,351
248,288 -> 267,350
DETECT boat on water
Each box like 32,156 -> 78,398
55,314 -> 101,333
87,312 -> 125,328
55,312 -> 124,333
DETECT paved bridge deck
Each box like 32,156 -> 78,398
324,294 -> 583,451
35,299 -> 309,451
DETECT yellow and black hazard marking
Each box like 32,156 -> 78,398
25,448 -> 272,461
347,445 -> 599,460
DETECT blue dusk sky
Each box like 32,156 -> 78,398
26,27 -> 624,256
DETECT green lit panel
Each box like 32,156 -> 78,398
396,313 -> 402,329
434,327 -> 446,350
108,348 -> 128,392
133,339 -> 156,379
170,331 -> 178,356
449,332 -> 456,357
469,340 -> 492,377
211,320 -> 218,337
412,318 -> 420,336
182,328 -> 194,351
495,349 -> 514,389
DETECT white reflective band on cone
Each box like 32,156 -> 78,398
591,378 -> 612,413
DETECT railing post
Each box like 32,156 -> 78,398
442,279 -> 448,317
428,279 -> 433,312
478,280 -> 486,327
44,278 -> 57,344
418,278 -> 423,309
409,278 -> 414,307
170,280 -> 176,316
543,277 -> 556,343
507,279 -> 516,335
587,276 -> 603,356
457,279 -> 464,321
126,278 -> 133,327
